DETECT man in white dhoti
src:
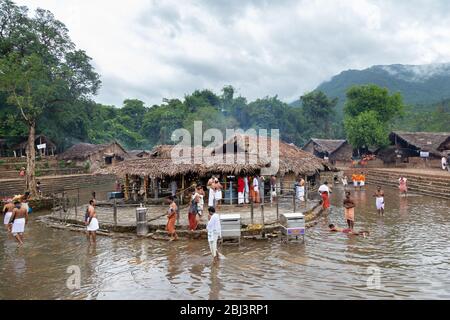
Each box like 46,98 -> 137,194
10,201 -> 28,247
295,177 -> 306,202
86,200 -> 99,244
207,176 -> 216,207
207,207 -> 222,263
3,200 -> 14,232
373,186 -> 385,216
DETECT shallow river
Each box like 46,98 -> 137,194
1,185 -> 450,300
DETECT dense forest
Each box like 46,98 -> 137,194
0,0 -> 448,156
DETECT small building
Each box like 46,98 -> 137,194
12,134 -> 57,157
302,139 -> 353,167
380,131 -> 450,168
100,134 -> 331,202
58,141 -> 128,169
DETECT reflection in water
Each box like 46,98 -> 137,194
1,184 -> 450,300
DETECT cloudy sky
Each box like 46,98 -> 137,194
15,0 -> 450,107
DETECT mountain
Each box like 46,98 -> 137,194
292,63 -> 450,112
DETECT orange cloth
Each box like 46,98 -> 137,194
167,213 -> 177,234
321,192 -> 330,209
254,191 -> 260,203
188,213 -> 198,231
345,207 -> 355,222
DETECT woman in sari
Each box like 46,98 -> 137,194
166,196 -> 178,241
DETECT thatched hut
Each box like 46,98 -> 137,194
12,134 -> 57,157
379,131 -> 450,168
58,141 -> 128,170
99,134 -> 330,202
302,138 -> 353,167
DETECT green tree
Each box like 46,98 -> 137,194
301,91 -> 338,138
344,84 -> 405,151
344,111 -> 388,151
0,1 -> 100,196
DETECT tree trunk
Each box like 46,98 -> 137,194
26,121 -> 39,198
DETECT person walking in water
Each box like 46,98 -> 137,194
10,201 -> 29,247
342,176 -> 349,190
3,199 -> 14,233
188,188 -> 199,232
207,207 -> 222,263
399,176 -> 408,197
86,200 -> 99,245
166,196 -> 178,241
343,191 -> 356,230
318,181 -> 331,213
374,186 -> 385,216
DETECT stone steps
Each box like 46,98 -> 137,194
0,174 -> 116,197
362,169 -> 450,200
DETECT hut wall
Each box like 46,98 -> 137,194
330,143 -> 353,163
281,173 -> 298,192
302,142 -> 315,154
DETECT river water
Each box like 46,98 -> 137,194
1,185 -> 449,300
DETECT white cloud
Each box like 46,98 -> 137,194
14,0 -> 450,106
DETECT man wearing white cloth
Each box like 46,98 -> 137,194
86,200 -> 99,244
373,186 -> 385,216
207,176 -> 216,207
3,200 -> 15,232
207,207 -> 222,263
10,201 -> 28,247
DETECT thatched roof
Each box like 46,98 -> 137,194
12,135 -> 56,150
58,141 -> 127,161
390,131 -> 450,156
99,134 -> 330,178
303,139 -> 347,155
127,150 -> 151,159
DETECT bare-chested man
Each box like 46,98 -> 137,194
3,200 -> 15,233
85,200 -> 99,245
373,186 -> 385,216
10,201 -> 29,246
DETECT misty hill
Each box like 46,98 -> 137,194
292,63 -> 450,112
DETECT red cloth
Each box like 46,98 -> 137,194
237,178 -> 245,193
321,192 -> 330,209
188,213 -> 198,231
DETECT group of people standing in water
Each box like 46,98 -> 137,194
2,192 -> 31,247
325,173 -> 410,236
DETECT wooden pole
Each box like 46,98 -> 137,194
113,199 -> 118,226
144,175 -> 148,203
181,175 -> 185,205
154,178 -> 159,200
293,193 -> 297,213
230,180 -> 233,205
124,174 -> 130,201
